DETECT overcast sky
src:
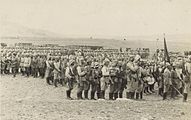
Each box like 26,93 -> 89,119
1,0 -> 191,38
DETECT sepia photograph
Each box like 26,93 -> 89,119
0,0 -> 191,120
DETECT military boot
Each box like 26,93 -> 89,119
183,93 -> 188,102
109,93 -> 113,100
126,92 -> 130,99
163,92 -> 167,100
54,79 -> 58,87
140,92 -> 143,99
119,93 -> 123,98
131,92 -> 135,99
91,91 -> 96,100
66,90 -> 71,100
79,91 -> 83,99
77,92 -> 81,100
97,92 -> 100,99
136,93 -> 139,99
114,93 -> 118,100
46,78 -> 51,85
101,90 -> 105,99
84,90 -> 89,100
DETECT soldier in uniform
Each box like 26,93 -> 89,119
118,61 -> 127,98
109,60 -> 119,100
1,55 -> 6,74
90,62 -> 102,99
45,57 -> 54,85
24,54 -> 31,77
84,59 -> 93,99
60,57 -> 68,85
171,64 -> 180,99
65,60 -> 76,100
76,58 -> 88,99
38,56 -> 46,78
100,59 -> 110,99
183,57 -> 191,101
126,56 -> 139,99
20,55 -> 25,76
11,54 -> 19,77
31,56 -> 38,78
163,63 -> 172,100
53,57 -> 61,87
135,61 -> 145,99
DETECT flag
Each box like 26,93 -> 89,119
164,35 -> 170,63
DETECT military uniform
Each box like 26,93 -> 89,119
108,62 -> 119,100
1,56 -> 6,74
31,56 -> 38,78
38,56 -> 46,78
126,60 -> 139,99
53,59 -> 61,87
100,60 -> 110,99
24,55 -> 31,77
76,60 -> 89,99
183,59 -> 191,101
90,63 -> 102,99
117,61 -> 127,98
11,56 -> 18,77
163,65 -> 172,100
45,58 -> 54,84
65,60 -> 76,99
20,56 -> 25,75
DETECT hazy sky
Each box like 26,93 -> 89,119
1,0 -> 191,38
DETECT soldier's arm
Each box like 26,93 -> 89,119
65,67 -> 72,79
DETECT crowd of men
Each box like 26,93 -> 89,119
1,46 -> 191,102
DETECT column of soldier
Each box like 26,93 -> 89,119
1,47 -> 190,102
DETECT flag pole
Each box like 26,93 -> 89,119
163,33 -> 170,63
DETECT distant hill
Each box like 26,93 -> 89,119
0,21 -> 60,38
1,22 -> 191,53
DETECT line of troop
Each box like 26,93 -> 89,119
1,47 -> 191,102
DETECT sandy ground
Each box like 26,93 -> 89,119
0,75 -> 191,120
